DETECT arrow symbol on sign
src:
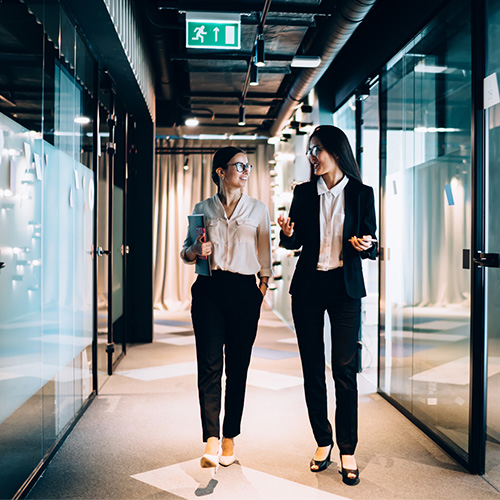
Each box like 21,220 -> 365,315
214,27 -> 219,42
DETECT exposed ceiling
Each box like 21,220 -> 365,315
138,0 -> 358,137
0,0 -> 377,138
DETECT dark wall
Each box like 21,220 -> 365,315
317,0 -> 450,112
126,118 -> 154,343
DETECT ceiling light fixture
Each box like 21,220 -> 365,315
356,82 -> 371,101
229,134 -> 258,140
267,137 -> 280,145
255,37 -> 265,67
74,116 -> 91,125
238,105 -> 246,126
414,62 -> 448,73
183,157 -> 189,170
291,56 -> 322,68
185,116 -> 199,127
249,63 -> 259,86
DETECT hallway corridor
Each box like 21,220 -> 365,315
26,307 -> 499,500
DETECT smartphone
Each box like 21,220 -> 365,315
195,226 -> 207,260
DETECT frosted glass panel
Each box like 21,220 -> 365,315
0,112 -> 93,427
113,186 -> 123,322
0,118 -> 43,422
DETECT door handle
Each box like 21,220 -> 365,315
0,262 -> 5,269
96,247 -> 111,257
472,252 -> 500,268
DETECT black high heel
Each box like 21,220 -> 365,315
339,454 -> 360,486
309,444 -> 332,472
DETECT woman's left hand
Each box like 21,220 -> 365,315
349,235 -> 375,252
259,282 -> 268,297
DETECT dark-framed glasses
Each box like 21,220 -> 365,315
228,162 -> 253,173
306,145 -> 323,158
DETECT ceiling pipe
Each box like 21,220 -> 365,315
270,0 -> 377,137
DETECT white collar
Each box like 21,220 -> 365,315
317,175 -> 349,197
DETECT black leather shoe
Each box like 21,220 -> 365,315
339,455 -> 360,485
310,445 -> 332,472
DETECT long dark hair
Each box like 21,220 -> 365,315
308,125 -> 362,182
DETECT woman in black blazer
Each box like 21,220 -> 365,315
278,126 -> 376,486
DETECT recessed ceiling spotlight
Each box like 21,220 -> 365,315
74,116 -> 91,124
185,116 -> 199,127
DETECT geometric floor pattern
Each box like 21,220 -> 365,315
116,362 -> 303,390
25,307 -> 500,500
131,459 -> 349,500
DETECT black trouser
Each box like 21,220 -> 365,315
191,270 -> 263,442
291,267 -> 361,455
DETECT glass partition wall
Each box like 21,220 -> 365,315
485,0 -> 500,488
0,1 -> 96,497
379,0 -> 472,464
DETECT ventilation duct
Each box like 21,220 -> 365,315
270,0 -> 377,137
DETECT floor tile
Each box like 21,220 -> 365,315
154,325 -> 193,334
252,347 -> 298,360
247,369 -> 303,390
116,362 -> 197,381
156,336 -> 196,346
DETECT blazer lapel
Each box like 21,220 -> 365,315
304,180 -> 320,243
343,179 -> 358,244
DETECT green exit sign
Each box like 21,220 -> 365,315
186,12 -> 241,50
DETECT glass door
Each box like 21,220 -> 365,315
96,80 -> 125,381
484,0 -> 500,488
379,0 -> 473,465
96,99 -> 113,383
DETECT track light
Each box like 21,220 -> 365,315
238,105 -> 246,126
249,63 -> 259,86
183,157 -> 189,170
357,82 -> 371,101
255,37 -> 265,67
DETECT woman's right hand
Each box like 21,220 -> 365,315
277,215 -> 294,237
192,235 -> 212,257
186,235 -> 212,261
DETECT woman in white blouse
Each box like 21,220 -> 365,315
278,126 -> 377,486
181,146 -> 272,469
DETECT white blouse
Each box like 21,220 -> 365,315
317,175 -> 349,271
181,193 -> 272,277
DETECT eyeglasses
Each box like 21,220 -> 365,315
228,162 -> 253,173
306,145 -> 324,158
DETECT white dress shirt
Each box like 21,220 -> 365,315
317,175 -> 349,271
181,193 -> 272,277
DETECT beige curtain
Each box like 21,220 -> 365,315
153,139 -> 273,311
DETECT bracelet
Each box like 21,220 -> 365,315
259,281 -> 269,288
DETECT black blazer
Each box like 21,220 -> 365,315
279,177 -> 377,299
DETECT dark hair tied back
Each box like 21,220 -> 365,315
211,146 -> 245,186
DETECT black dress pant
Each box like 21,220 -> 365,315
191,270 -> 263,442
291,267 -> 361,455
